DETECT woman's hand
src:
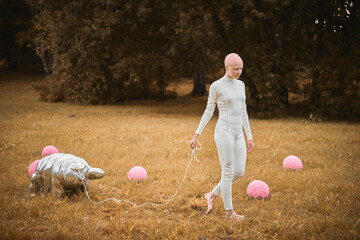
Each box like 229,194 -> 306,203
247,139 -> 254,153
189,134 -> 200,149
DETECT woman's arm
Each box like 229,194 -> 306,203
190,84 -> 218,149
195,84 -> 218,135
241,82 -> 254,152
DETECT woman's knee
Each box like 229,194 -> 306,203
233,170 -> 245,181
221,171 -> 234,182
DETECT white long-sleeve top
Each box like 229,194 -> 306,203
195,75 -> 252,139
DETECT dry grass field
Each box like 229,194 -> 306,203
0,73 -> 359,240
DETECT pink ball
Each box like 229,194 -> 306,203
283,155 -> 303,170
246,180 -> 270,199
28,160 -> 39,177
41,145 -> 59,157
128,166 -> 147,181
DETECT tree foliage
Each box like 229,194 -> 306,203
0,0 -> 40,70
24,0 -> 359,118
304,0 -> 360,118
27,0 -> 180,104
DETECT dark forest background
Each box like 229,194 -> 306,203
1,0 -> 359,120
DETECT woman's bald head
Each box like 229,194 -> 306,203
224,53 -> 243,79
224,53 -> 243,67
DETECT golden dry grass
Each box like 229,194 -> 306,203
0,73 -> 359,240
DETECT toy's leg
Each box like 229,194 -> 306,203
75,179 -> 90,195
51,177 -> 65,199
29,183 -> 40,196
42,172 -> 52,194
30,174 -> 41,196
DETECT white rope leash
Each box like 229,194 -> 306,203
82,141 -> 202,207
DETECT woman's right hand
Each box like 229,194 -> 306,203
189,134 -> 199,149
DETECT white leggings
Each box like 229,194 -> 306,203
212,126 -> 247,210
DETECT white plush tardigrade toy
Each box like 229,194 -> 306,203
29,153 -> 105,198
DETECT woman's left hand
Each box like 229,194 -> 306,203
189,134 -> 200,149
247,139 -> 254,153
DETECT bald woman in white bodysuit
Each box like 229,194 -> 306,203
190,53 -> 254,220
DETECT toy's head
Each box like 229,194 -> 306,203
65,163 -> 105,186
64,163 -> 88,186
87,167 -> 106,180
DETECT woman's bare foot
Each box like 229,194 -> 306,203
204,191 -> 216,214
225,209 -> 245,220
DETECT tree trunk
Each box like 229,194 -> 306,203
310,68 -> 321,111
279,85 -> 289,105
40,49 -> 53,74
190,58 -> 206,96
0,42 -> 18,69
158,65 -> 166,101
246,77 -> 259,106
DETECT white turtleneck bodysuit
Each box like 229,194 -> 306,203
195,75 -> 252,210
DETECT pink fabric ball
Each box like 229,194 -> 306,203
283,155 -> 303,170
41,145 -> 59,157
128,166 -> 147,181
246,180 -> 270,199
28,160 -> 39,177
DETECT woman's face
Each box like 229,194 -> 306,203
226,61 -> 243,79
